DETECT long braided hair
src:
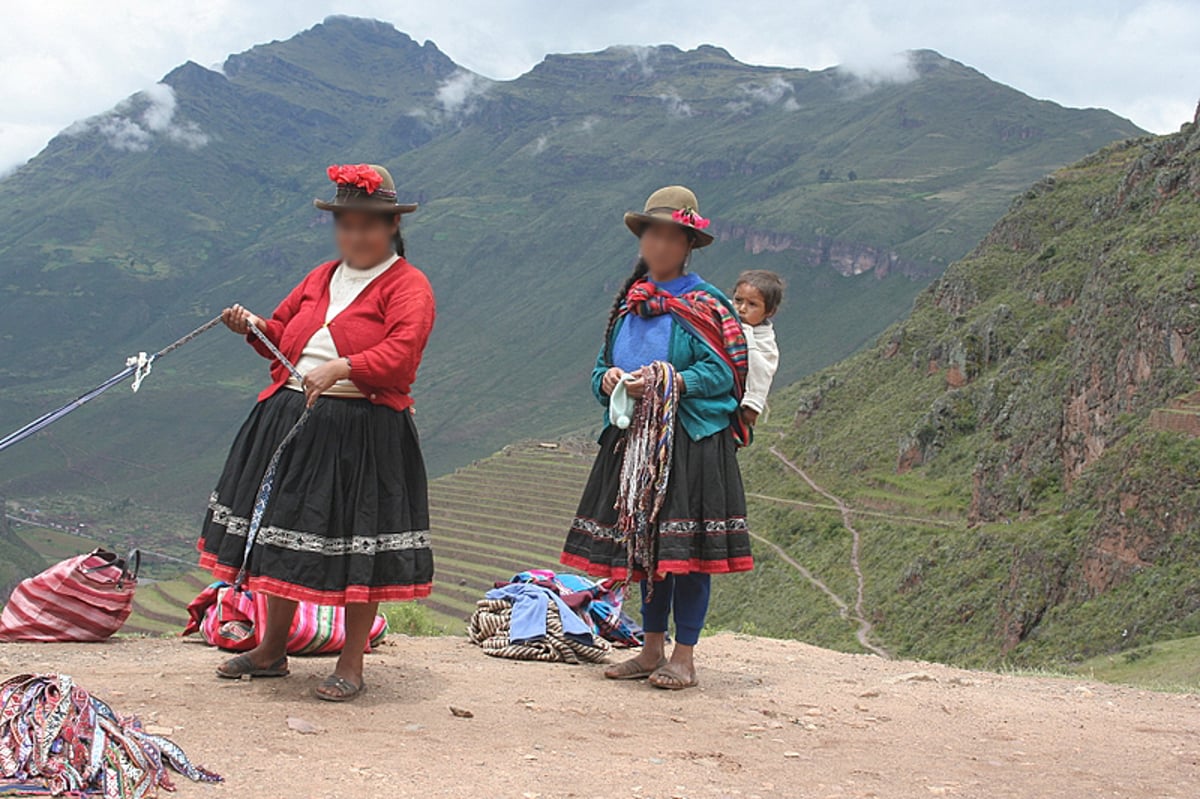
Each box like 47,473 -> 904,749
602,258 -> 648,363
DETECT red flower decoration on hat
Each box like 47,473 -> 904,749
326,163 -> 384,195
672,206 -> 711,230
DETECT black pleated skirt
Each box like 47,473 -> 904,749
561,423 -> 754,581
197,389 -> 433,604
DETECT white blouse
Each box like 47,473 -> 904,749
286,254 -> 399,397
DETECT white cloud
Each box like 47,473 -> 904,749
741,76 -> 800,111
838,51 -> 918,86
65,83 -> 208,153
140,83 -> 210,147
435,70 -> 490,118
530,134 -> 549,154
658,89 -> 693,119
613,44 -> 657,77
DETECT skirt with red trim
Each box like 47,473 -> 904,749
197,388 -> 433,605
561,423 -> 753,581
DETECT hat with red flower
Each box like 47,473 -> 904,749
314,163 -> 418,214
623,185 -> 714,248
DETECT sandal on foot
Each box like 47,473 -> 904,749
649,663 -> 699,691
315,674 -> 366,702
216,653 -> 289,679
604,657 -> 668,681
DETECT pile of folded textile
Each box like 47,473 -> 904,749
468,570 -> 643,663
0,673 -> 221,798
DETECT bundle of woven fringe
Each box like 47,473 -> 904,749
0,673 -> 221,798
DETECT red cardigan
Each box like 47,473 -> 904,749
248,258 -> 436,412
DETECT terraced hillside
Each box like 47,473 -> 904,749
421,441 -> 595,628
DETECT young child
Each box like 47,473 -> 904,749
732,270 -> 784,427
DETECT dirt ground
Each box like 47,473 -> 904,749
1,633 -> 1197,799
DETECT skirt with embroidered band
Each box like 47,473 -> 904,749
560,423 -> 754,580
197,388 -> 434,604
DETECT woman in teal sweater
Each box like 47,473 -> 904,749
561,186 -> 754,690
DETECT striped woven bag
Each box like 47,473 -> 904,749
183,582 -> 388,654
0,549 -> 139,642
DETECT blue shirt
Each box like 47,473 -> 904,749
610,272 -> 702,373
594,276 -> 739,441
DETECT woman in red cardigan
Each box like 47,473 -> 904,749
198,164 -> 435,702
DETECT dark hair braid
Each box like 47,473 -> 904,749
602,257 -> 649,364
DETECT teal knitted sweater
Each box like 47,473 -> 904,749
591,282 -> 738,441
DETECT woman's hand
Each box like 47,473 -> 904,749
600,366 -> 625,396
621,368 -> 683,400
221,304 -> 264,335
624,368 -> 646,399
302,358 -> 352,407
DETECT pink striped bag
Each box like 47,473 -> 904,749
0,549 -> 139,642
183,582 -> 388,654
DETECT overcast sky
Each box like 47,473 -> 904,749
2,0 -> 1197,174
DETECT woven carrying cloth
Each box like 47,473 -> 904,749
0,673 -> 220,798
468,600 -> 610,664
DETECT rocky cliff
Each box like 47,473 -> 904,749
734,105 -> 1200,666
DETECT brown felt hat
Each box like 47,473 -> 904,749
314,163 -> 418,214
623,185 -> 714,248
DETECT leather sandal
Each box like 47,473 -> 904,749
314,674 -> 366,702
604,657 -> 668,680
216,653 -> 289,679
649,663 -> 699,691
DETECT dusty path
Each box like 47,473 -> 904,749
769,447 -> 889,659
746,492 -> 959,529
1,635 -> 1196,799
744,528 -> 852,619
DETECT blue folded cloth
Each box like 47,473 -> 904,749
485,582 -> 593,644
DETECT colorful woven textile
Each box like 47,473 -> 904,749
467,600 -> 610,663
615,360 -> 679,585
0,673 -> 220,798
499,571 -> 643,648
0,551 -> 137,643
182,582 -> 388,655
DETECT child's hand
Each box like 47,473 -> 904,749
741,407 -> 760,427
601,367 -> 625,396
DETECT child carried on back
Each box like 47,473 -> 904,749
732,270 -> 785,428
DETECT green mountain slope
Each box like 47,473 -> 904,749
726,107 -> 1200,668
0,511 -> 44,600
0,16 -> 1142,525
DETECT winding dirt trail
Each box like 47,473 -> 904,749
768,447 -> 890,659
746,492 -> 958,529
744,528 -> 850,618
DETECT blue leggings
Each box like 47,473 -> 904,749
640,573 -> 711,646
